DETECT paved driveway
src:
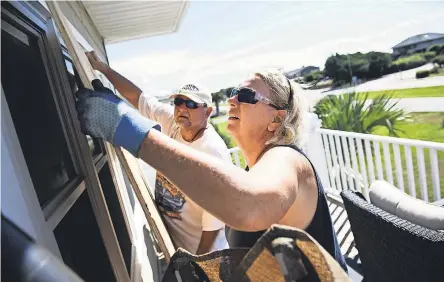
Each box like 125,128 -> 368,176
394,97 -> 444,112
301,64 -> 444,111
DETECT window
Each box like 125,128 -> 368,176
1,18 -> 76,207
54,192 -> 116,282
99,164 -> 132,273
1,2 -> 130,280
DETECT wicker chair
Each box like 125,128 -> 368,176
340,190 -> 444,282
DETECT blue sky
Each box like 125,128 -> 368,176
105,1 -> 444,96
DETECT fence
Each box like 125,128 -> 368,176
228,114 -> 444,204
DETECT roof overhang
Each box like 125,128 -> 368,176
56,1 -> 188,62
82,1 -> 188,44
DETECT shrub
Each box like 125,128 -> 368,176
432,55 -> 444,66
294,77 -> 305,84
392,54 -> 427,71
304,70 -> 323,82
427,44 -> 444,55
416,70 -> 430,79
423,51 -> 437,61
430,67 -> 440,74
314,92 -> 406,136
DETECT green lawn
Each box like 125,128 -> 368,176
216,113 -> 444,201
372,112 -> 444,201
430,67 -> 444,77
214,121 -> 246,168
372,112 -> 444,143
356,85 -> 444,99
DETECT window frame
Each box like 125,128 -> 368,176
1,1 -> 129,280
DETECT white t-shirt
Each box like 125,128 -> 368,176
138,94 -> 230,253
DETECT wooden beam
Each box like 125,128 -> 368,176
58,1 -> 107,62
115,148 -> 175,262
46,2 -> 130,281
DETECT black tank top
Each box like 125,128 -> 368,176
225,145 -> 348,272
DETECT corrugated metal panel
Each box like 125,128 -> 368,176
83,1 -> 188,44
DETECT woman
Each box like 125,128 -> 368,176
76,70 -> 347,272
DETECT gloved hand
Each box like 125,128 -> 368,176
75,79 -> 160,156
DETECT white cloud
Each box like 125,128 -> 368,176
108,4 -> 443,95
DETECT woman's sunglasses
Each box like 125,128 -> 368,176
173,97 -> 207,109
230,87 -> 285,110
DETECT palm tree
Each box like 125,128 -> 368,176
211,89 -> 227,117
314,92 -> 407,136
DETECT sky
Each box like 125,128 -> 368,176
105,1 -> 444,96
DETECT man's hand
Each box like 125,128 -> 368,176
75,80 -> 160,156
85,52 -> 142,108
86,51 -> 108,72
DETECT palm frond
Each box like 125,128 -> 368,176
314,92 -> 407,136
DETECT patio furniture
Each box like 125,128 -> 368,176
341,190 -> 444,282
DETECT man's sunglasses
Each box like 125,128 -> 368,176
173,97 -> 207,109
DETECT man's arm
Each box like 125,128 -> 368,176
87,51 -> 142,108
87,51 -> 174,131
196,230 -> 223,255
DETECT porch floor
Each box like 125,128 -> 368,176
327,194 -> 363,281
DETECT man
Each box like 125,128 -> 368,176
86,52 -> 230,254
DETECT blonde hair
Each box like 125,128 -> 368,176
254,70 -> 308,147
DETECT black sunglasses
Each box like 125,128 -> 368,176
230,83 -> 293,110
173,97 -> 207,109
286,78 -> 293,109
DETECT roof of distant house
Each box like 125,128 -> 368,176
393,33 -> 444,49
284,66 -> 319,77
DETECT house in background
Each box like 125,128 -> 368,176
392,33 -> 444,59
284,65 -> 320,79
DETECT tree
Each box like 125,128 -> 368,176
324,52 -> 392,83
368,52 -> 392,78
224,87 -> 234,98
314,92 -> 406,136
211,89 -> 227,117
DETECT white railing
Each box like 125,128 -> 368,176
228,147 -> 243,168
227,124 -> 444,204
318,128 -> 444,203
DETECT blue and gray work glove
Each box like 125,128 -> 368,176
75,79 -> 160,156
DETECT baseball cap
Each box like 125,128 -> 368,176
169,84 -> 212,105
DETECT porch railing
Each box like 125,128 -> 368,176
227,115 -> 444,204
318,129 -> 444,203
228,147 -> 243,168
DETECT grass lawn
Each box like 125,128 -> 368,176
355,85 -> 444,99
214,121 -> 246,168
216,113 -> 444,201
372,112 -> 444,201
430,67 -> 444,77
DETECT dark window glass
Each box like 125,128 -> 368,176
99,164 -> 132,273
1,20 -> 76,207
54,191 -> 116,281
